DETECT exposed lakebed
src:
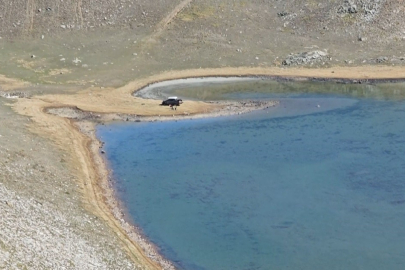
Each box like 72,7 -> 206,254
98,79 -> 405,269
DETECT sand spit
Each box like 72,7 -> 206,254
133,77 -> 257,100
5,66 -> 405,269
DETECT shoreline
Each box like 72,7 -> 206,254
76,120 -> 176,269
48,98 -> 279,269
7,66 -> 405,269
134,74 -> 405,99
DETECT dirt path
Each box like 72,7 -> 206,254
155,0 -> 193,32
144,0 -> 193,44
25,0 -> 35,32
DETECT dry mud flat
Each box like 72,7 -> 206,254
2,66 -> 405,269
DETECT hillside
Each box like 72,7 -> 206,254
1,0 -> 405,88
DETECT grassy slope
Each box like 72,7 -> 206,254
0,0 -> 404,88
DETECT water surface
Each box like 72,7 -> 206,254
98,80 -> 405,269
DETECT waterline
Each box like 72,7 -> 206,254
98,80 -> 405,269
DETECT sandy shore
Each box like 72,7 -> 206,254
5,65 -> 405,269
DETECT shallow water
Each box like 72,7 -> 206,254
98,80 -> 405,270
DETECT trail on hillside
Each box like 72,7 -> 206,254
156,0 -> 193,32
144,0 -> 193,44
25,0 -> 35,32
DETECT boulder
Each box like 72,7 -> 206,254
282,50 -> 328,66
376,56 -> 388,63
338,0 -> 358,14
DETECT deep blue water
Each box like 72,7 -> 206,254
98,82 -> 405,270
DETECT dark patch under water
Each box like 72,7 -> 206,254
98,81 -> 405,270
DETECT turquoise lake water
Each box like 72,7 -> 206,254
97,80 -> 405,269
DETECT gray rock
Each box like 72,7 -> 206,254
282,50 -> 328,66
338,0 -> 358,14
376,56 -> 388,63
348,5 -> 357,13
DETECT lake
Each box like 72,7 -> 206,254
97,79 -> 405,269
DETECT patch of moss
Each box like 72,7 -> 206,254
177,5 -> 215,22
342,13 -> 357,25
